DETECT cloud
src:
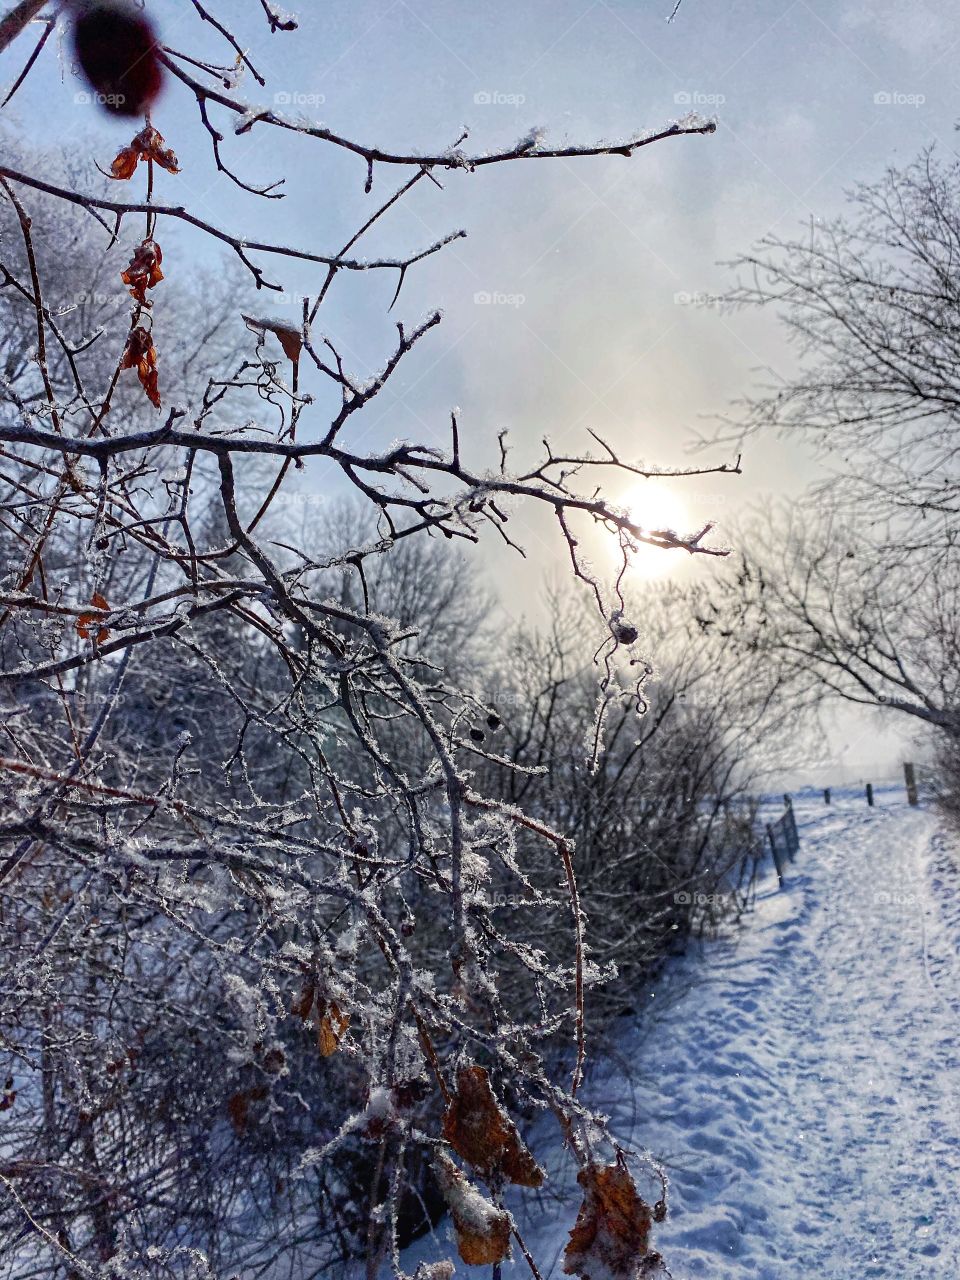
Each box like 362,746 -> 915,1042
839,0 -> 950,59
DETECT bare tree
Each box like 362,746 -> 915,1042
0,6 -> 735,1278
472,585 -> 778,1031
699,505 -> 960,742
722,146 -> 960,556
707,140 -> 960,764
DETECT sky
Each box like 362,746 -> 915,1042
2,0 -> 956,779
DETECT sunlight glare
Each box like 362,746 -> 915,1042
621,481 -> 692,579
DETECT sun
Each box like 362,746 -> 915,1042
620,481 -> 692,579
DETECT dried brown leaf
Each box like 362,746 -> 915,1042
109,146 -> 140,180
316,999 -> 348,1057
291,977 -> 316,1020
107,126 -> 179,182
412,1264 -> 455,1280
242,313 -> 303,364
76,591 -> 110,644
120,325 -> 160,410
121,238 -> 164,305
442,1064 -> 544,1187
563,1162 -> 658,1280
434,1151 -> 511,1266
226,1084 -> 268,1136
137,125 -> 180,174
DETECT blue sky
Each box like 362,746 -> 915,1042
6,0 -> 956,515
2,0 -> 956,775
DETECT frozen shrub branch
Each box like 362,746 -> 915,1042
0,6 -> 731,1278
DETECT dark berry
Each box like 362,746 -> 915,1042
73,1 -> 163,117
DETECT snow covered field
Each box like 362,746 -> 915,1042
405,788 -> 960,1279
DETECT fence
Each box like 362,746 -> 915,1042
766,802 -> 799,888
764,760 -> 927,892
820,761 -> 927,809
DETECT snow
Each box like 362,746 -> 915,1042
401,787 -> 960,1278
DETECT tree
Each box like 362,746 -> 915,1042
471,585 -> 778,1030
698,505 -> 960,744
723,146 -> 960,557
712,141 -> 960,755
0,6 -> 732,1278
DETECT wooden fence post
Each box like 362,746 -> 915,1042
767,824 -> 784,887
866,782 -> 874,807
786,808 -> 799,859
904,762 -> 919,807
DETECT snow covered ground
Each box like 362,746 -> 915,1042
405,786 -> 960,1278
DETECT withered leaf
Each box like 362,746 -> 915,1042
110,146 -> 140,181
291,976 -> 316,1020
140,127 -> 180,174
315,999 -> 349,1057
76,591 -> 110,644
108,126 -> 180,182
121,238 -> 164,305
563,1162 -> 658,1280
434,1151 -> 511,1267
121,325 -> 161,410
412,1264 -> 455,1280
442,1064 -> 544,1187
242,314 -> 303,364
262,1046 -> 286,1074
226,1091 -> 248,1135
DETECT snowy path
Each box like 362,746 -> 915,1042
419,789 -> 960,1279
593,790 -> 960,1279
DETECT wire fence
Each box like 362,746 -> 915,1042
766,803 -> 799,887
819,760 -> 932,809
762,761 -> 929,891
